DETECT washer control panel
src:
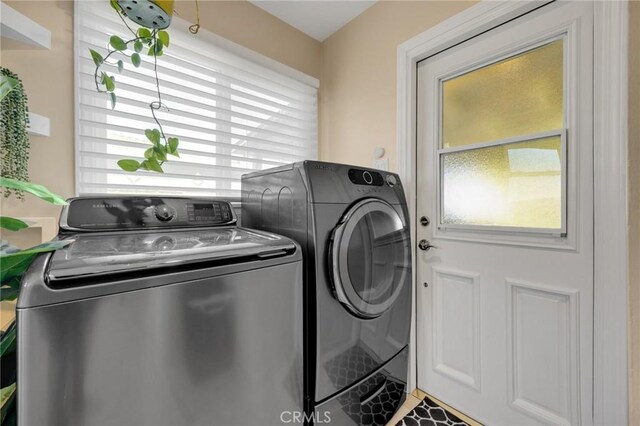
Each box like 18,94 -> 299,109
61,197 -> 236,232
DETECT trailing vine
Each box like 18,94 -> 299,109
0,68 -> 30,199
91,0 -> 180,173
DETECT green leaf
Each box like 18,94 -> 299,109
157,30 -> 170,47
0,382 -> 16,423
144,157 -> 164,173
109,35 -> 127,51
134,41 -> 143,53
144,147 -> 154,159
145,129 -> 161,145
154,146 -> 167,162
110,92 -> 117,109
89,49 -> 104,67
1,287 -> 18,301
3,277 -> 20,291
0,75 -> 20,103
0,178 -> 67,205
102,73 -> 115,92
117,159 -> 141,172
131,53 -> 141,68
137,28 -> 152,39
117,60 -> 124,73
148,40 -> 163,57
109,0 -> 120,12
0,240 -> 72,285
0,324 -> 16,357
0,217 -> 28,231
168,137 -> 179,156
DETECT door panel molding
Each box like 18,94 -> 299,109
397,1 -> 629,423
506,279 -> 579,425
432,267 -> 481,392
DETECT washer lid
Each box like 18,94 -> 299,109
47,227 -> 296,283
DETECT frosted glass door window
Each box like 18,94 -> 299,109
442,39 -> 563,148
442,136 -> 563,229
438,38 -> 566,233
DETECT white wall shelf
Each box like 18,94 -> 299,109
0,2 -> 51,49
28,113 -> 50,136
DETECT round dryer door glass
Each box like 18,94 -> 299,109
330,198 -> 410,318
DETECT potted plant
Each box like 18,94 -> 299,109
0,74 -> 69,426
90,0 -> 193,173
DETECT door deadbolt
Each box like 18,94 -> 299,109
419,216 -> 430,226
418,239 -> 436,251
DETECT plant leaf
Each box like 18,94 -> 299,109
1,287 -> 18,301
102,73 -> 115,92
154,146 -> 167,162
0,178 -> 67,205
131,53 -> 141,68
109,0 -> 120,12
2,277 -> 21,291
110,92 -> 117,109
0,324 -> 16,357
0,75 -> 20,103
0,217 -> 28,231
168,137 -> 179,156
158,30 -> 170,47
144,157 -> 164,173
0,240 -> 71,285
109,35 -> 127,51
144,147 -> 154,159
148,40 -> 163,57
0,382 -> 16,423
137,28 -> 152,39
117,60 -> 124,73
145,129 -> 161,145
89,49 -> 104,67
117,159 -> 141,172
134,41 -> 143,53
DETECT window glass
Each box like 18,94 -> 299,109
442,39 -> 563,148
442,136 -> 562,229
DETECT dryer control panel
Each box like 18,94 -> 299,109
348,168 -> 384,186
60,197 -> 236,232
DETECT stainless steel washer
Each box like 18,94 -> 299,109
17,196 -> 303,426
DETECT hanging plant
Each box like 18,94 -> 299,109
0,69 -> 30,199
91,0 -> 183,174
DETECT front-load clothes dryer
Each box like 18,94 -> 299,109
17,197 -> 303,426
242,161 -> 412,425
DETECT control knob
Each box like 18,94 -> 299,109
154,204 -> 175,222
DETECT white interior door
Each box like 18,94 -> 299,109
416,2 -> 593,425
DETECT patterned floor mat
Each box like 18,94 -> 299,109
395,396 -> 469,426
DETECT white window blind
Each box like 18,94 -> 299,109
75,1 -> 318,198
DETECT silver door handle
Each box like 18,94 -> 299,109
418,239 -> 436,251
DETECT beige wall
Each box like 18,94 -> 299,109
628,1 -> 639,423
319,1 -> 476,170
0,0 -> 320,247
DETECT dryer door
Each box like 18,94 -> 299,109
330,199 -> 410,318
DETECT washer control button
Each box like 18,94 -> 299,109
362,171 -> 373,184
386,174 -> 397,187
154,204 -> 175,222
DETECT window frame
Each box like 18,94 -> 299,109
434,34 -> 569,238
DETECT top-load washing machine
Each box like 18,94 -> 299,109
242,161 -> 412,425
17,196 -> 303,426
